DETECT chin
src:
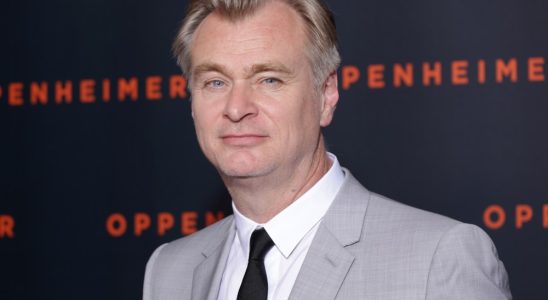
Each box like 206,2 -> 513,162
209,149 -> 276,178
217,161 -> 268,178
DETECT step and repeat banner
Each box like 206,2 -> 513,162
1,0 -> 547,299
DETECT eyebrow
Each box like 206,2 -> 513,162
246,62 -> 293,77
192,61 -> 294,80
193,62 -> 230,79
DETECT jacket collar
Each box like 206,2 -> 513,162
190,169 -> 371,300
289,169 -> 370,299
191,216 -> 236,300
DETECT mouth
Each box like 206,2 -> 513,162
221,134 -> 269,146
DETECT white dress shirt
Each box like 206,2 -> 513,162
217,153 -> 345,300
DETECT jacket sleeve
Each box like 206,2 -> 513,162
143,243 -> 167,300
425,223 -> 512,299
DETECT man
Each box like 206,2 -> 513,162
144,0 -> 511,299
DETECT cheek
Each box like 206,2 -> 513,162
192,104 -> 216,147
193,122 -> 219,165
294,96 -> 321,128
193,122 -> 208,152
192,99 -> 218,129
275,99 -> 319,145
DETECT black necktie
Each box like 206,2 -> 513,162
237,228 -> 274,300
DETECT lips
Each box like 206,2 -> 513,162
221,134 -> 268,146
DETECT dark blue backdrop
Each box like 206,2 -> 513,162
1,0 -> 547,299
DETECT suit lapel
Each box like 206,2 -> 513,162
288,226 -> 355,300
191,217 -> 236,300
289,171 -> 370,300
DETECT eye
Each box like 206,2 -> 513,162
261,77 -> 282,87
264,78 -> 278,84
205,79 -> 225,88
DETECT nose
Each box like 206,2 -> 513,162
223,82 -> 258,122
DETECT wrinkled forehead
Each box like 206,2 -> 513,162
189,1 -> 309,76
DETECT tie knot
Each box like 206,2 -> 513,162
248,228 -> 274,261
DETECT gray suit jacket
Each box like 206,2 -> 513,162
143,170 -> 511,299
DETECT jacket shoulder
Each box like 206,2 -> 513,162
367,191 -> 461,232
160,215 -> 234,256
336,173 -> 511,298
143,216 -> 234,299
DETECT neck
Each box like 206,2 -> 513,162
224,136 -> 332,224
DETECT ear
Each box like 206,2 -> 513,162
319,71 -> 339,127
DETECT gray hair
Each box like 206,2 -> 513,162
173,0 -> 340,87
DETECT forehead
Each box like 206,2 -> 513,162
190,1 -> 308,74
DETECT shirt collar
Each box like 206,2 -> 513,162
232,153 -> 345,258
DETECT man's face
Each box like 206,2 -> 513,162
189,1 -> 338,181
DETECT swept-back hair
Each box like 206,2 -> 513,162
173,0 -> 340,87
